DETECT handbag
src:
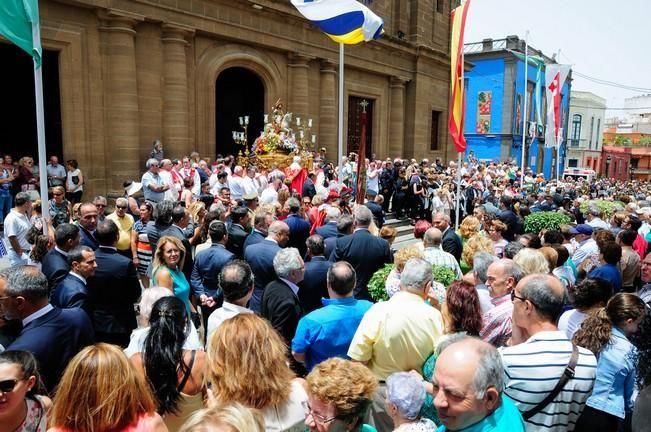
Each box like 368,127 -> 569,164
522,344 -> 579,420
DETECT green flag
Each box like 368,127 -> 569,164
0,0 -> 42,67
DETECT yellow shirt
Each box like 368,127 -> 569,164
347,291 -> 444,380
107,212 -> 134,251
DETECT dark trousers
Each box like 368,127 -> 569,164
393,193 -> 406,217
574,406 -> 621,432
381,189 -> 393,212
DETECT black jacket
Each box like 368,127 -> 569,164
261,278 -> 304,346
41,248 -> 70,292
226,223 -> 249,259
442,227 -> 463,263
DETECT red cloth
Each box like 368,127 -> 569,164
633,234 -> 647,260
288,167 -> 308,196
310,208 -> 326,235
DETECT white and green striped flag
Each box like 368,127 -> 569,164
0,0 -> 42,67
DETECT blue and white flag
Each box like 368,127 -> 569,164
291,0 -> 384,44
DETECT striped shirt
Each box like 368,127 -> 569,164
499,331 -> 597,432
479,293 -> 513,348
423,247 -> 463,279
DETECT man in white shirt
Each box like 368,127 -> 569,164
585,206 -> 609,230
241,166 -> 260,197
228,166 -> 245,201
158,159 -> 178,201
260,178 -> 282,204
3,192 -> 32,265
206,260 -> 254,342
422,227 -> 463,279
571,224 -> 597,267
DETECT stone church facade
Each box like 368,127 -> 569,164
36,0 -> 455,196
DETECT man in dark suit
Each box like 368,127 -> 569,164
243,211 -> 273,252
41,223 -> 80,291
77,202 -> 99,250
300,235 -> 332,313
51,245 -> 97,312
226,206 -> 250,259
316,207 -> 341,240
191,220 -> 234,329
325,215 -> 354,259
285,198 -> 310,257
365,190 -> 385,228
331,206 -> 392,301
432,211 -> 463,263
3,265 -> 94,391
162,205 -> 194,281
497,195 -> 520,241
302,172 -> 317,199
261,247 -> 305,374
244,220 -> 289,312
87,220 -> 141,347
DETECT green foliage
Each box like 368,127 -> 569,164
368,263 -> 393,302
523,211 -> 571,234
432,265 -> 457,287
579,199 -> 625,219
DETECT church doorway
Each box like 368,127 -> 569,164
215,67 -> 265,158
0,43 -> 63,163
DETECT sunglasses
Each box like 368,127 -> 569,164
0,379 -> 18,393
53,193 -> 63,196
116,206 -> 127,210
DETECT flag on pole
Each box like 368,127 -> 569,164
448,0 -> 471,153
544,64 -> 571,148
509,50 -> 545,135
0,0 -> 42,67
290,0 -> 384,45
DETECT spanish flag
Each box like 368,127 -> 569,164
448,0 -> 471,153
291,0 -> 384,45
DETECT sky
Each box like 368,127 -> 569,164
464,0 -> 651,118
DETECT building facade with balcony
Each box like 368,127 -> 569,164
566,91 -> 606,171
601,124 -> 651,180
463,36 -> 571,179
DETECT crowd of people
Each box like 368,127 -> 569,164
0,140 -> 651,432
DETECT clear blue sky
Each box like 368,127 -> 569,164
464,0 -> 651,117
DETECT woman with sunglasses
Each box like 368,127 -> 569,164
0,350 -> 50,432
48,185 -> 71,228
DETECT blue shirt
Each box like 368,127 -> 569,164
437,395 -> 525,432
291,297 -> 372,371
586,327 -> 637,419
588,263 -> 622,292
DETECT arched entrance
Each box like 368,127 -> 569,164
215,67 -> 264,157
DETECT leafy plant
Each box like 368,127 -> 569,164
523,211 -> 571,234
579,199 -> 625,219
367,263 -> 459,303
432,265 -> 457,287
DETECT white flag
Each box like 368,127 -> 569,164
545,64 -> 571,148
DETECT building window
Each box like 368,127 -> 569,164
596,118 -> 601,149
436,0 -> 445,13
589,116 -> 594,149
571,114 -> 582,146
568,159 -> 578,168
431,111 -> 441,151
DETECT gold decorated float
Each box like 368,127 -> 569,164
235,99 -> 314,171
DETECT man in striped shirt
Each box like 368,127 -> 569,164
480,260 -> 524,347
500,274 -> 597,431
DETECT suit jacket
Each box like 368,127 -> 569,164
87,246 -> 141,335
366,201 -> 385,228
261,279 -> 304,347
244,239 -> 281,295
324,234 -> 341,260
285,213 -> 311,257
442,228 -> 463,263
191,243 -> 234,299
226,223 -> 249,259
78,226 -> 98,250
315,222 -> 338,240
332,229 -> 392,300
8,306 -> 94,392
41,248 -> 70,291
162,225 -> 194,282
299,256 -> 331,313
243,229 -> 266,252
302,178 -> 316,199
51,273 -> 90,312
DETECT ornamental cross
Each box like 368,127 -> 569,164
360,99 -> 369,113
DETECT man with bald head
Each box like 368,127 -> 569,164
480,259 -> 524,347
422,227 -> 463,279
244,220 -> 289,312
500,274 -> 597,431
77,202 -> 99,249
434,336 -> 525,431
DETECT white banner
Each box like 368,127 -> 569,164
545,64 -> 571,148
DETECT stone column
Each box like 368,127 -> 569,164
389,77 -> 407,157
319,60 -> 337,160
99,10 -> 143,191
288,53 -> 312,118
162,24 -> 193,159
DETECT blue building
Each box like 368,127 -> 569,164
463,36 -> 571,179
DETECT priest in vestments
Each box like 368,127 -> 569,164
286,156 -> 307,196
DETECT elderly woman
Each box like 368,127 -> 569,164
179,403 -> 265,432
461,234 -> 494,281
16,156 -> 39,200
107,197 -> 135,259
487,219 -> 508,258
385,245 -> 424,298
48,185 -> 71,228
513,248 -> 550,275
304,357 -> 377,432
206,313 -> 307,431
386,372 -> 437,431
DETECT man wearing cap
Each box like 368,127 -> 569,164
571,224 -> 597,267
243,192 -> 258,229
192,220 -> 234,330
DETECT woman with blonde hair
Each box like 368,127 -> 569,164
487,219 -> 508,258
206,313 -> 307,431
178,403 -> 265,432
49,343 -> 167,432
48,185 -> 71,228
513,248 -> 550,275
460,234 -> 494,278
573,293 -> 647,432
152,236 -> 193,315
384,245 -> 424,298
458,216 -> 481,243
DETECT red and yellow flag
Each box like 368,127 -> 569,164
448,0 -> 471,153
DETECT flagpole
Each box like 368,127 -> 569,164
33,25 -> 49,235
519,31 -> 529,189
337,43 -> 344,186
454,40 -> 465,230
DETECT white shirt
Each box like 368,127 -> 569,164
124,324 -> 203,358
69,271 -> 87,285
587,217 -> 609,230
572,238 -> 598,267
260,186 -> 279,204
558,309 -> 587,340
206,301 -> 253,342
229,176 -> 244,200
4,208 -> 32,253
159,169 -> 177,201
241,176 -> 259,197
